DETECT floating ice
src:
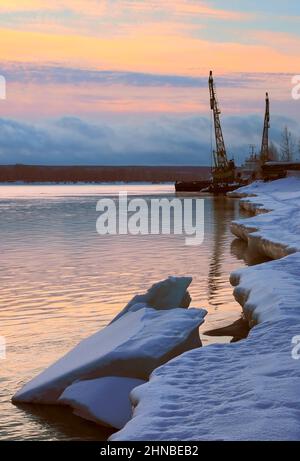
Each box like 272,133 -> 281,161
111,276 -> 192,323
59,376 -> 145,429
13,305 -> 206,404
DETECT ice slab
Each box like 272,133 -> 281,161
59,376 -> 145,429
13,306 -> 206,404
111,276 -> 192,323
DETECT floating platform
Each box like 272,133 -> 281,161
175,180 -> 244,194
175,180 -> 211,192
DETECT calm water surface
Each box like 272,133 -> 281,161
0,184 -> 251,440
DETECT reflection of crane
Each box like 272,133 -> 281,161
209,71 -> 235,184
260,92 -> 270,164
207,196 -> 236,306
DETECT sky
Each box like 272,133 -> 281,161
0,0 -> 300,165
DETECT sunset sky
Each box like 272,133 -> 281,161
0,0 -> 299,165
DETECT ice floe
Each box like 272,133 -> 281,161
111,276 -> 192,323
59,376 -> 145,429
13,280 -> 206,407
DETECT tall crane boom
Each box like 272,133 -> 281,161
260,92 -> 270,164
209,70 -> 228,169
208,71 -> 235,187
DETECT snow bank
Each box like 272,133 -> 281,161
59,377 -> 145,429
111,276 -> 192,323
111,178 -> 300,441
13,305 -> 206,404
229,177 -> 300,259
111,317 -> 300,441
230,252 -> 300,325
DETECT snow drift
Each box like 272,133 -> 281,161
111,317 -> 300,441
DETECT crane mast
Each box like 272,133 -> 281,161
209,70 -> 228,169
260,92 -> 270,164
208,71 -> 235,186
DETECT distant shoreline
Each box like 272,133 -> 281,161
0,181 -> 174,185
0,165 -> 211,184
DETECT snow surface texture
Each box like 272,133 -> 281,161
13,276 -> 206,410
110,276 -> 192,323
59,377 -> 145,429
111,178 -> 300,441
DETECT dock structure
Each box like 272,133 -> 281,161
261,161 -> 300,180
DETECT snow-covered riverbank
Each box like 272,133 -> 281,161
230,177 -> 300,259
112,177 -> 300,441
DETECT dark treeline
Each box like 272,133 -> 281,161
0,164 -> 211,183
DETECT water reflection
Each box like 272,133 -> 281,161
13,403 -> 114,441
204,316 -> 250,343
207,196 -> 236,307
231,238 -> 271,266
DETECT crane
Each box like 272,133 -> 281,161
208,71 -> 235,184
260,92 -> 270,164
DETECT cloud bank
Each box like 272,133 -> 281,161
2,62 -> 285,88
0,114 -> 298,166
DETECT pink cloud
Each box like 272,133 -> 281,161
250,30 -> 300,56
0,1 -> 106,15
0,0 -> 250,22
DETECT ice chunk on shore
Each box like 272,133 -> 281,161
59,376 -> 145,429
111,276 -> 192,323
13,306 -> 206,404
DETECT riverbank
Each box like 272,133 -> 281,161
111,176 -> 300,441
